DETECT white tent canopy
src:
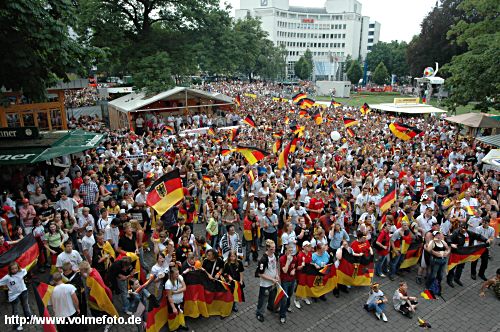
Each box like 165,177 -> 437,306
370,103 -> 446,114
482,149 -> 500,168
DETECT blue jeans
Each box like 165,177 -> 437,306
10,290 -> 32,328
367,302 -> 385,315
256,285 -> 276,317
128,289 -> 150,313
117,279 -> 131,312
426,257 -> 447,289
375,254 -> 388,276
279,280 -> 295,319
389,253 -> 404,277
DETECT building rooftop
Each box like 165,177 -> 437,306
288,6 -> 328,14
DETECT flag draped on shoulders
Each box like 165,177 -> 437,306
399,239 -> 423,269
183,270 -> 234,318
0,234 -> 38,278
146,168 -> 184,215
86,268 -> 119,317
33,282 -> 56,332
379,184 -> 396,213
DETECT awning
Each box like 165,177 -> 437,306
370,103 -> 446,114
476,134 -> 500,147
0,130 -> 105,165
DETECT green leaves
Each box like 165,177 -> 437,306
132,52 -> 174,96
372,62 -> 389,85
294,49 -> 314,80
366,41 -> 409,80
346,60 -> 363,84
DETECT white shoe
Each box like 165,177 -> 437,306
17,325 -> 23,331
375,312 -> 381,320
381,313 -> 388,322
294,299 -> 301,309
304,298 -> 311,305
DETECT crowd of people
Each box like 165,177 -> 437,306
65,88 -> 101,109
1,80 -> 499,332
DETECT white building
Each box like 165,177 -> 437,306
236,0 -> 381,80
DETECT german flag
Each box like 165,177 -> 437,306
360,102 -> 371,115
303,145 -> 312,153
336,249 -> 374,286
0,234 -> 38,278
303,167 -> 315,174
299,98 -> 315,109
243,115 -> 256,128
299,110 -> 308,118
389,122 -> 423,141
236,145 -> 269,165
284,116 -> 289,124
86,268 -> 119,317
319,263 -> 333,275
232,280 -> 244,302
290,124 -> 305,136
292,92 -> 307,104
202,175 -> 211,182
208,126 -> 216,136
247,171 -> 255,186
448,244 -> 487,271
457,168 -> 473,176
33,283 -> 56,332
278,140 -> 291,169
183,270 -> 234,318
234,95 -> 241,107
116,251 -> 146,283
379,184 -> 396,213
343,117 -> 359,128
420,289 -> 437,300
296,264 -> 337,298
346,127 -> 355,138
274,284 -> 287,308
272,131 -> 283,139
163,125 -> 174,134
229,128 -> 240,142
289,134 -> 299,153
221,148 -> 234,156
146,169 -> 184,216
331,100 -> 342,108
243,216 -> 260,244
437,167 -> 451,178
272,138 -> 282,154
146,291 -> 185,332
399,240 -> 423,269
313,110 -> 323,125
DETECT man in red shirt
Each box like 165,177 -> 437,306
374,223 -> 391,277
72,170 -> 83,190
318,208 -> 335,234
308,189 -> 325,221
279,244 -> 297,324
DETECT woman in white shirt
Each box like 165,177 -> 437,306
151,253 -> 170,298
0,262 -> 32,330
281,222 -> 297,255
165,267 -> 189,331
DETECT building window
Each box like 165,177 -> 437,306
342,43 -> 345,47
368,31 -> 374,35
369,23 -> 375,28
343,24 -> 346,29
368,38 -> 373,43
368,46 -> 372,50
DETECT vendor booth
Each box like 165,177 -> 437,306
444,112 -> 500,136
107,87 -> 235,131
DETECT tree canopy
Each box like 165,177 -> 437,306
372,62 -> 389,85
366,41 -> 409,80
346,60 -> 363,84
294,49 -> 314,80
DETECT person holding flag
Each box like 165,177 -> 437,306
278,244 -> 297,324
255,239 -> 279,323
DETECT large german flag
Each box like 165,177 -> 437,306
146,169 -> 184,215
234,95 -> 241,107
86,268 -> 119,317
116,252 -> 146,283
379,184 -> 396,213
146,291 -> 185,332
343,117 -> 359,128
331,100 -> 342,108
389,122 -> 423,141
299,98 -> 315,109
289,134 -> 299,153
278,140 -> 291,169
292,92 -> 307,104
336,249 -> 374,286
346,127 -> 355,138
232,280 -> 244,302
299,110 -> 308,118
243,115 -> 256,128
0,234 -> 38,278
236,145 -> 269,165
221,148 -> 234,156
399,240 -> 423,269
33,283 -> 56,332
296,264 -> 337,298
272,138 -> 282,154
448,244 -> 487,271
183,270 -> 234,318
313,110 -> 323,125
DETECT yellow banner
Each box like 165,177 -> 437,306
244,93 -> 257,99
393,98 -> 419,105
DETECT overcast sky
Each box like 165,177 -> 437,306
223,0 -> 438,42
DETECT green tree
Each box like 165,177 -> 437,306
232,17 -> 269,79
255,42 -> 287,80
366,41 -> 409,79
0,0 -> 96,101
406,0 -> 467,78
132,52 -> 174,95
372,62 -> 389,85
346,60 -> 363,84
443,0 -> 500,111
294,49 -> 314,80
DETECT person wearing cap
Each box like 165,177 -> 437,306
18,198 -> 36,235
81,226 -> 96,264
419,194 -> 436,216
448,223 -> 490,287
425,230 -> 450,293
365,283 -> 388,322
471,217 -> 495,281
416,206 -> 437,234
294,240 -> 313,308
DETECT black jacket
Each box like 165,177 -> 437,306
449,229 -> 487,247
